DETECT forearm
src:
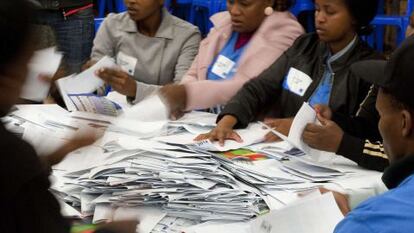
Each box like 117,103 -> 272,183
337,133 -> 389,172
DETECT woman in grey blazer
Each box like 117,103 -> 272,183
89,0 -> 201,103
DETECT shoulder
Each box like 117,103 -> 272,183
170,14 -> 201,36
104,12 -> 130,24
339,188 -> 414,232
260,11 -> 304,35
284,33 -> 321,56
353,39 -> 384,60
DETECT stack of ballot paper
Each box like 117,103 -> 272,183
21,47 -> 63,102
53,138 -> 269,222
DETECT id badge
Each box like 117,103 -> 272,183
282,67 -> 313,96
116,51 -> 137,76
211,55 -> 236,79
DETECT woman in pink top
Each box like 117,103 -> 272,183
160,0 -> 304,118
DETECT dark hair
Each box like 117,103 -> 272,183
0,0 -> 34,71
344,0 -> 379,35
274,0 -> 294,12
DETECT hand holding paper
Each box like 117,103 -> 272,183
21,47 -> 63,102
302,113 -> 344,153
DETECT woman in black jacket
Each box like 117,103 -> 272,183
197,0 -> 383,146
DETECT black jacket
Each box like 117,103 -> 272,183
0,124 -> 70,233
334,86 -> 389,171
219,33 -> 382,128
34,0 -> 92,9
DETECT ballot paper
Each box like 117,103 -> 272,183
56,56 -> 120,115
251,192 -> 344,233
21,47 -> 63,101
58,56 -> 115,94
108,94 -> 169,137
53,137 -> 269,223
261,103 -> 336,162
155,123 -> 269,152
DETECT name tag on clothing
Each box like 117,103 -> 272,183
116,51 -> 137,76
211,55 -> 236,79
282,67 -> 313,96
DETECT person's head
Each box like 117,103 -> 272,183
351,35 -> 414,163
227,0 -> 293,33
0,0 -> 35,115
124,0 -> 164,22
314,0 -> 378,43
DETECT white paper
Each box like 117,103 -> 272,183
251,192 -> 344,233
21,47 -> 63,101
109,94 -> 169,137
61,56 -> 115,94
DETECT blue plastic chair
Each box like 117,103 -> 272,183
189,0 -> 211,35
114,0 -> 127,12
97,0 -> 114,17
370,0 -> 414,51
210,0 -> 227,15
165,0 -> 172,11
289,0 -> 315,32
94,18 -> 105,34
174,0 -> 193,21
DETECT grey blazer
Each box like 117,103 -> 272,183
91,8 -> 201,103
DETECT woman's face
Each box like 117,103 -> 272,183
124,0 -> 163,22
0,43 -> 34,114
227,0 -> 274,33
314,0 -> 356,43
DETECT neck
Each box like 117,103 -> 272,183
328,32 -> 356,54
136,9 -> 162,37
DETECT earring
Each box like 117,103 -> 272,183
264,6 -> 274,16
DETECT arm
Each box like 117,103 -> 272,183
337,135 -> 389,172
334,86 -> 388,171
218,53 -> 290,128
131,29 -> 201,103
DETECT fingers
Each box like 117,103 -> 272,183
264,132 -> 282,142
96,68 -> 129,86
304,123 -> 322,133
38,74 -> 52,83
194,133 -> 209,141
264,118 -> 282,128
193,130 -> 242,146
314,104 -> 332,119
316,113 -> 328,126
170,110 -> 184,121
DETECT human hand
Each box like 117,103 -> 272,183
194,115 -> 241,146
95,68 -> 137,98
313,104 -> 332,120
263,118 -> 293,142
82,59 -> 97,71
302,114 -> 343,153
159,84 -> 187,120
319,188 -> 350,216
45,132 -> 99,166
97,220 -> 139,233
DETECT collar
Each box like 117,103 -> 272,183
328,36 -> 357,63
382,155 -> 414,189
120,8 -> 174,39
318,35 -> 359,73
210,11 -> 296,42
